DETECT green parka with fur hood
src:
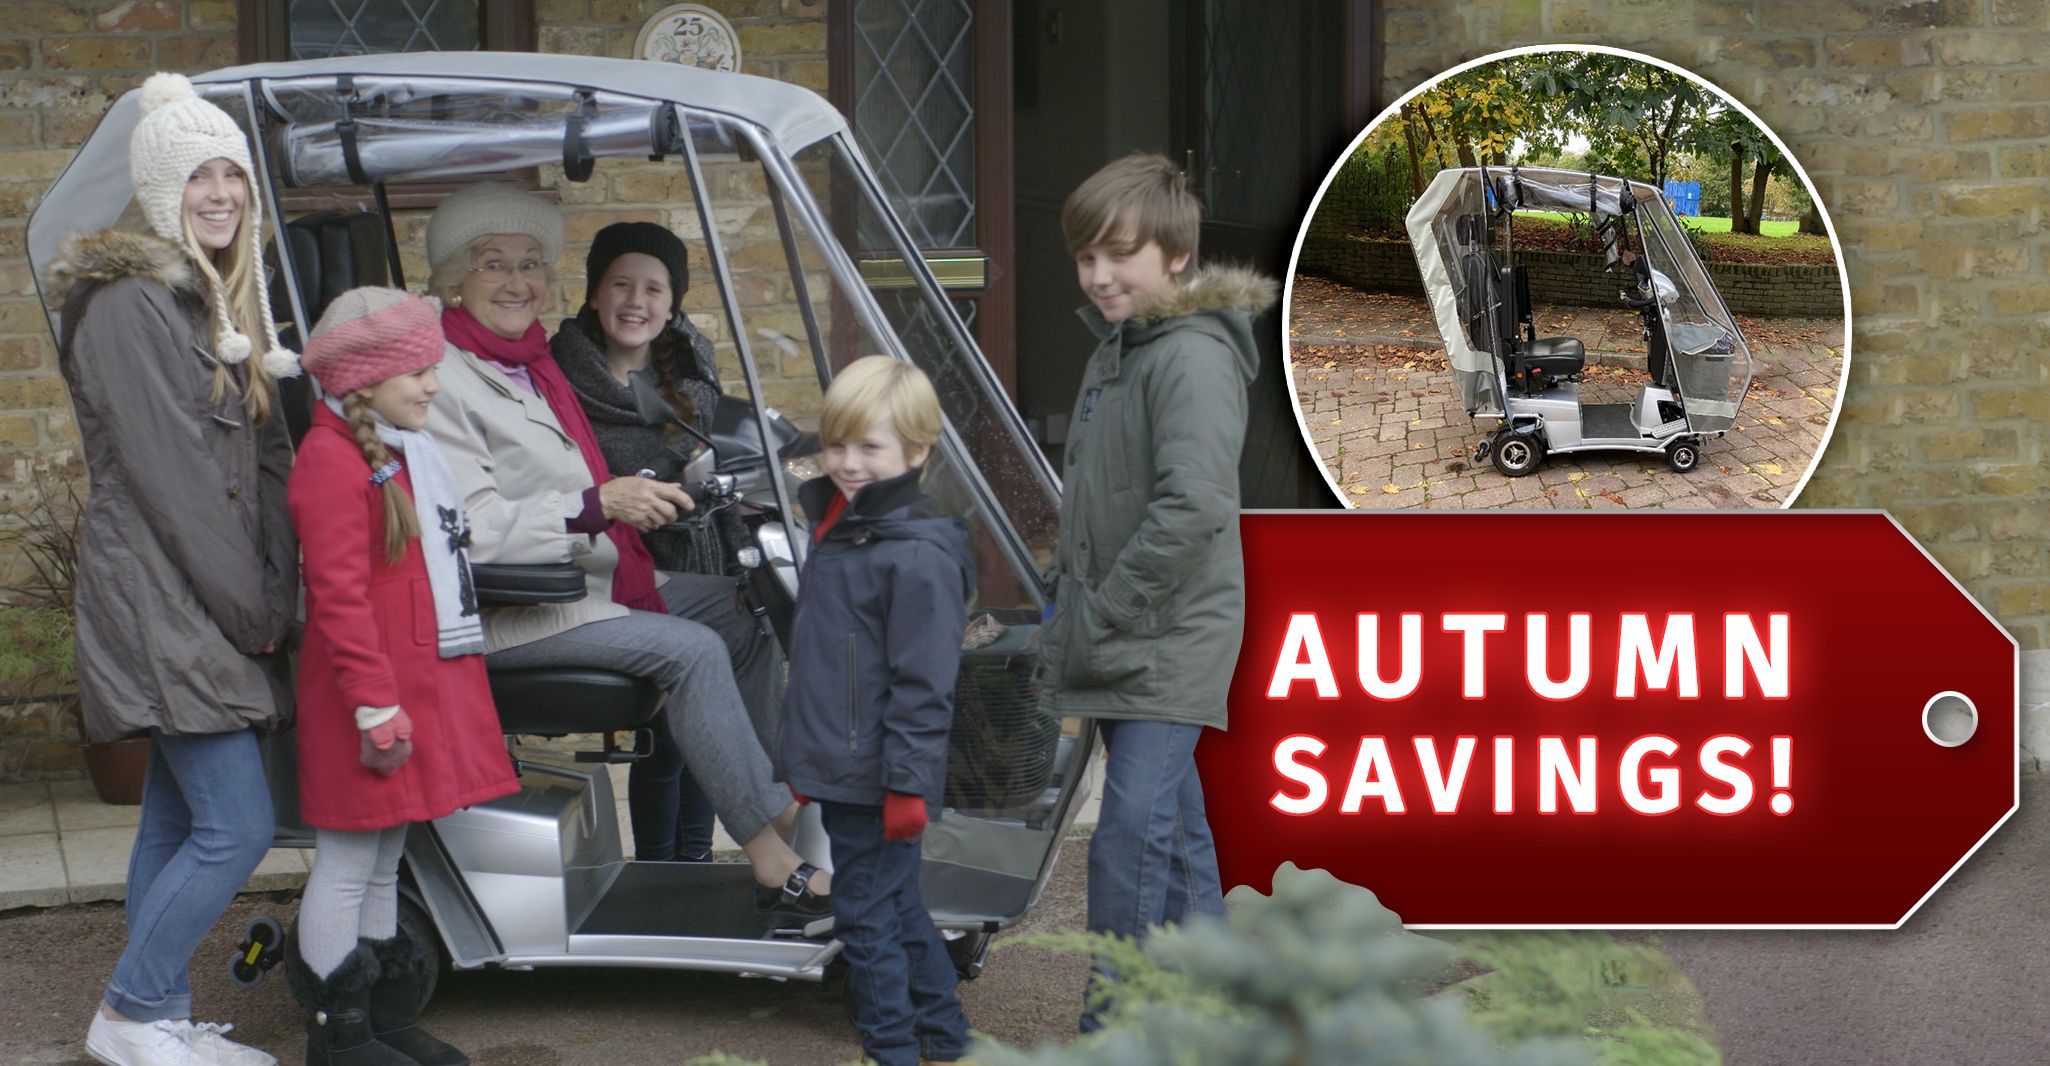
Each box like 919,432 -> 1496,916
1037,263 -> 1278,730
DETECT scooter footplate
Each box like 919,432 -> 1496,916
576,861 -> 764,938
1581,403 -> 1637,441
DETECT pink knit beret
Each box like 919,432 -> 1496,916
303,287 -> 446,396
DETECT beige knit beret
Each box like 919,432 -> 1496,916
425,183 -> 565,271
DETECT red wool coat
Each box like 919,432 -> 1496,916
289,405 -> 517,830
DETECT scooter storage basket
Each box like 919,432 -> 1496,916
948,608 -> 1061,810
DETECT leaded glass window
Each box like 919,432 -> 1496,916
288,0 -> 482,60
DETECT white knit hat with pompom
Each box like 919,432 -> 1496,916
128,72 -> 300,378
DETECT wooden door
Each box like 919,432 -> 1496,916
829,0 -> 1017,393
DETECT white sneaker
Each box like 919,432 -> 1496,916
176,1021 -> 277,1066
84,1011 -> 200,1066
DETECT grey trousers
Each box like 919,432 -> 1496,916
486,571 -> 790,843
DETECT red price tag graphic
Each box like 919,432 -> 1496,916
1199,512 -> 2017,927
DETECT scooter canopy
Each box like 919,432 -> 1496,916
1405,166 -> 1753,433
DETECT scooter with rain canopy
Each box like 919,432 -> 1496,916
29,52 -> 1090,1003
1405,166 -> 1755,478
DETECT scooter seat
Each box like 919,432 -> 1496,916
488,668 -> 665,735
1522,336 -> 1585,377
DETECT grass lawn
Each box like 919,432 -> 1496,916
1517,209 -> 1800,237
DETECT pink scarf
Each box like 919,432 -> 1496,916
442,307 -> 664,614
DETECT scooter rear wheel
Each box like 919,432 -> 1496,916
1491,429 -> 1545,478
397,894 -> 443,1013
945,929 -> 993,981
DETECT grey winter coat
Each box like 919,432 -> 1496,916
45,230 -> 297,742
777,471 -> 973,813
1036,264 -> 1278,731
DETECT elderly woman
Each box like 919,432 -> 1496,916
418,183 -> 827,923
552,221 -> 751,865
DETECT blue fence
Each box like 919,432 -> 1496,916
1663,180 -> 1702,216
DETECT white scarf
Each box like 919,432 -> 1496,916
324,396 -> 484,658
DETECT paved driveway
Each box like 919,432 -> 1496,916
1288,276 -> 1846,509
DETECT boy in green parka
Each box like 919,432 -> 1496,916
1037,152 -> 1278,1032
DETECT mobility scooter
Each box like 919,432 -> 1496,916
1405,165 -> 1755,478
30,51 -> 1090,999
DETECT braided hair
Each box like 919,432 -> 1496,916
343,392 -> 419,563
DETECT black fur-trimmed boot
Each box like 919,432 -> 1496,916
362,933 -> 466,1066
282,935 -> 417,1066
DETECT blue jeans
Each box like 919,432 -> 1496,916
629,729 -> 717,861
822,802 -> 970,1066
1081,719 -> 1226,1032
104,729 -> 274,1022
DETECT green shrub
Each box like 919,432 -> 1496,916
1325,143 -> 1418,235
973,864 -> 1591,1066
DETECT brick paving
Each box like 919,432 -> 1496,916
1287,276 -> 1845,510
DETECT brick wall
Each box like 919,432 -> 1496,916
0,0 -> 828,772
1,0 -> 829,508
0,2 -> 238,537
1301,235 -> 1844,317
1383,0 -> 2050,649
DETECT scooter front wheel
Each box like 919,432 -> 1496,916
1666,439 -> 1701,474
1491,429 -> 1545,478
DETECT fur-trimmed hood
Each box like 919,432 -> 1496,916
1134,262 -> 1279,321
44,226 -> 299,378
42,228 -> 201,308
1079,262 -> 1277,386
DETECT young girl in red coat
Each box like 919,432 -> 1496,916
286,286 -> 517,1066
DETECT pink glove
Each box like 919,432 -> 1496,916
360,708 -> 414,777
882,792 -> 928,841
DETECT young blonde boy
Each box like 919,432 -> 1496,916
1038,153 -> 1278,1031
778,355 -> 974,1066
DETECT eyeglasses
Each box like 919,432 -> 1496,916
468,259 -> 550,283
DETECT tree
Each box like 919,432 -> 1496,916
1524,52 -> 1710,186
1683,107 -> 1784,233
1403,56 -> 1567,179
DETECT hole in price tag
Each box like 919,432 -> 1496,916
1922,691 -> 1977,748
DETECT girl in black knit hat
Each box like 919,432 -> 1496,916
550,221 -> 773,865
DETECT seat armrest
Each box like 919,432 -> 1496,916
471,563 -> 587,606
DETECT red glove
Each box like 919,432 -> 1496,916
360,708 -> 414,777
789,785 -> 810,806
882,792 -> 928,841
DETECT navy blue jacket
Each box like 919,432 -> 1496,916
777,469 -> 973,813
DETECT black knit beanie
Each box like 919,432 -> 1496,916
584,221 -> 689,316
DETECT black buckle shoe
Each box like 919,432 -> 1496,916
755,861 -> 831,932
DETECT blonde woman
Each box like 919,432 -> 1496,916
46,73 -> 300,1066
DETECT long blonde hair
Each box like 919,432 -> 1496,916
342,392 -> 419,563
180,209 -> 276,424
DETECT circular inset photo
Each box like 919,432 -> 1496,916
1288,46 -> 1849,510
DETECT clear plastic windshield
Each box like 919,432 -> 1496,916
1634,197 -> 1753,432
690,114 -> 1091,926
